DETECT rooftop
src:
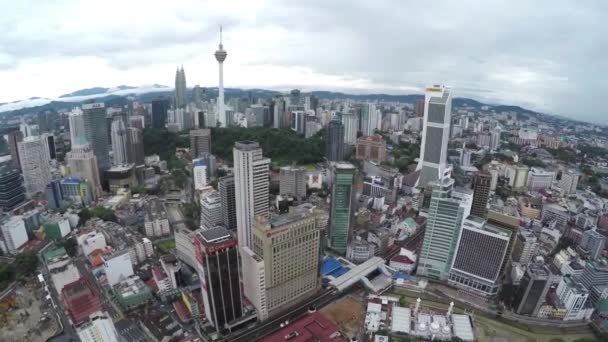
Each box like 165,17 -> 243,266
259,312 -> 348,342
198,226 -> 231,244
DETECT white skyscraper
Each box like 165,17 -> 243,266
17,135 -> 51,196
68,107 -> 85,143
215,26 -> 228,127
416,85 -> 453,188
341,112 -> 359,145
0,215 -> 28,255
233,141 -> 270,249
110,117 -> 129,165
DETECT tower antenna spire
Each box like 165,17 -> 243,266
219,25 -> 223,48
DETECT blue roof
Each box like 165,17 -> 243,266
321,257 -> 343,276
193,159 -> 207,167
61,178 -> 82,185
328,267 -> 350,278
393,271 -> 410,280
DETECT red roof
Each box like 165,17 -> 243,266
259,312 -> 348,342
173,299 -> 191,323
61,277 -> 102,325
391,255 -> 414,264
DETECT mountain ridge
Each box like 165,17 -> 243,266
0,85 -> 555,122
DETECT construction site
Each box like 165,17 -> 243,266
0,281 -> 58,342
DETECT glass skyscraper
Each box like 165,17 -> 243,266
328,162 -> 356,254
82,102 -> 110,172
417,177 -> 466,280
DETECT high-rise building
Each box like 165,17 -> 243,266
559,170 -> 580,194
515,264 -> 558,316
0,164 -> 26,211
82,102 -> 110,172
578,229 -> 606,261
556,275 -> 591,321
355,135 -> 386,163
0,215 -> 28,255
242,207 -> 324,321
417,178 -> 466,280
151,98 -> 169,129
194,227 -> 243,333
66,139 -> 102,199
326,119 -> 345,162
192,158 -> 209,190
17,136 -> 51,196
190,128 -> 211,158
273,97 -> 285,129
233,141 -> 270,249
279,166 -> 307,199
215,26 -> 228,127
511,230 -> 538,265
7,130 -> 23,170
448,217 -> 512,297
416,85 -> 452,188
328,163 -> 356,254
360,103 -> 379,136
340,112 -> 359,145
219,176 -> 237,230
470,172 -> 492,218
527,168 -> 555,191
577,260 -> 608,293
200,191 -> 223,230
110,117 -> 129,166
415,98 -> 425,117
127,127 -> 144,165
76,311 -> 120,342
68,107 -> 85,143
174,66 -> 187,109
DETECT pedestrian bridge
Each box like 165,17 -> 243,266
327,256 -> 394,292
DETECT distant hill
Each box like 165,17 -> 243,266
0,85 -> 559,123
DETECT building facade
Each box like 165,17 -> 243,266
328,163 -> 356,254
470,172 -> 491,218
233,141 -> 270,249
82,102 -> 110,172
66,140 -> 102,199
219,176 -> 237,231
326,119 -> 345,162
355,135 -> 387,163
17,136 -> 51,196
279,166 -> 307,199
190,129 -> 211,158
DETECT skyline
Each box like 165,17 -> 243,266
1,0 -> 606,123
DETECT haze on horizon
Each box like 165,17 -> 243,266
1,0 -> 606,123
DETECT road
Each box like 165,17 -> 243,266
40,255 -> 78,341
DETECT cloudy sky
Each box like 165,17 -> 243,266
1,0 -> 606,122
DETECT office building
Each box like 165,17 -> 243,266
193,158 -> 209,190
541,203 -> 569,231
556,276 -> 592,321
175,227 -> 197,270
527,168 -> 555,191
340,112 -> 359,145
174,66 -> 187,108
416,85 -> 452,188
0,215 -> 27,255
103,251 -> 134,287
578,229 -> 606,260
76,312 -> 120,342
151,98 -> 169,128
516,264 -> 559,316
328,163 -> 356,254
0,165 -> 26,211
448,217 -> 512,297
127,128 -> 144,166
82,102 -> 110,171
17,136 -> 51,196
190,128 -> 211,158
242,207 -> 324,321
326,119 -> 345,162
7,130 -> 23,169
279,166 -> 307,199
105,164 -> 137,193
355,135 -> 386,163
194,227 -> 243,332
360,103 -> 379,136
577,260 -> 608,293
200,191 -> 223,230
66,139 -> 102,199
470,172 -> 491,218
559,170 -> 580,194
110,116 -> 129,166
417,178 -> 466,280
68,107 -> 85,143
233,141 -> 270,249
219,175 -> 237,230
215,27 -> 228,127
362,176 -> 388,198
511,230 -> 539,265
